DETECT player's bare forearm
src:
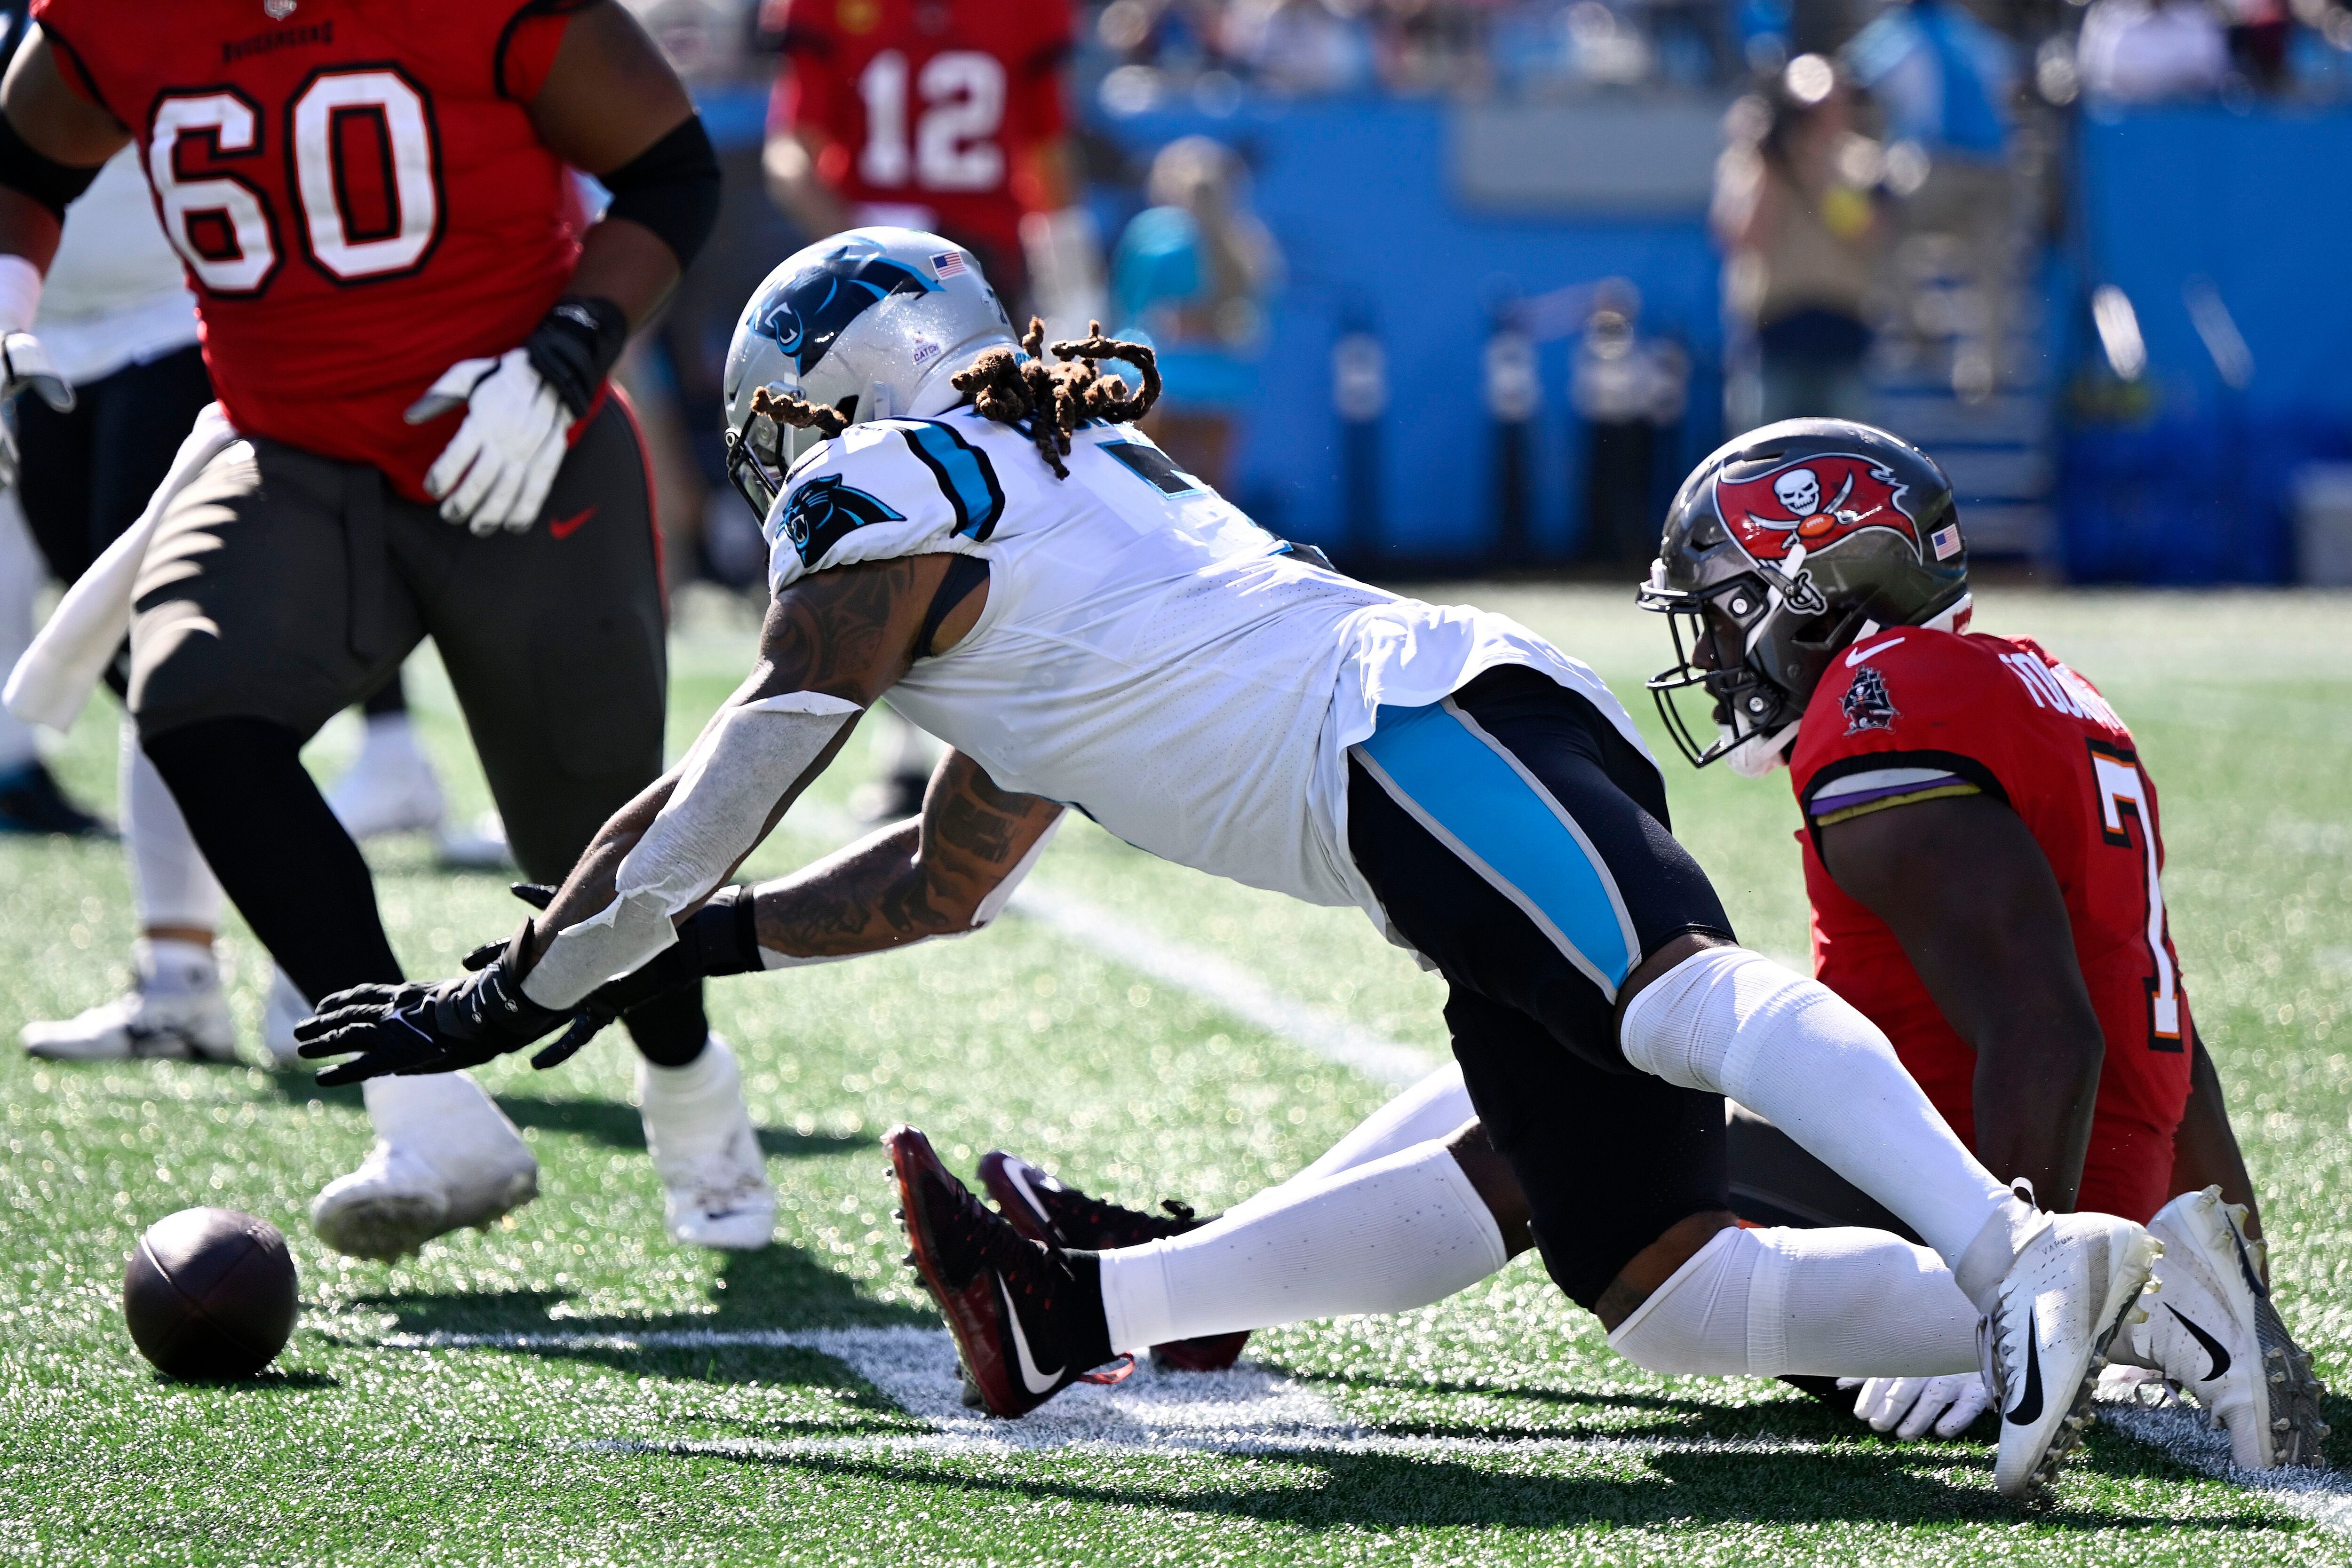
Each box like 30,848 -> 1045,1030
528,0 -> 696,325
749,752 -> 1065,959
2169,1035 -> 2264,1248
1820,793 -> 2106,1208
0,187 -> 60,273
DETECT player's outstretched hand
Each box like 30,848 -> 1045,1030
1840,1373 -> 1991,1441
0,333 -> 75,490
295,951 -> 571,1087
405,348 -> 569,535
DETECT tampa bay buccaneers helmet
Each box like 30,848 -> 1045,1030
722,227 -> 1017,517
1637,418 -> 1971,775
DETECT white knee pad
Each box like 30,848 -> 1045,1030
1607,1224 -> 1980,1379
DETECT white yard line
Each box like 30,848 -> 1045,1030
2095,1391 -> 2352,1535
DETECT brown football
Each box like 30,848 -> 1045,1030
122,1208 -> 299,1380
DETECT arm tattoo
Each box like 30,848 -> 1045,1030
758,558 -> 927,701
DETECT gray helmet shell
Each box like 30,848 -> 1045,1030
1637,418 -> 1969,771
722,227 -> 1017,517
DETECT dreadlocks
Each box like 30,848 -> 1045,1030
952,318 -> 1161,479
750,318 -> 1160,481
750,384 -> 851,440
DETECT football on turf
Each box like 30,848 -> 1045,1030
122,1208 -> 299,1380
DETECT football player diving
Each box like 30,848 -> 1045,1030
297,233 -> 2154,1502
970,420 -> 2331,1471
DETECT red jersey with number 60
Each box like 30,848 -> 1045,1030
764,0 -> 1073,265
31,0 -> 584,500
1789,629 -> 2194,1223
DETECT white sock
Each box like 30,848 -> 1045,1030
364,1070 -> 520,1150
1607,1224 -> 1980,1378
1219,1062 -> 1478,1226
1096,1138 -> 1508,1354
1619,946 -> 2027,1307
637,1034 -> 730,1106
122,721 -> 224,931
135,935 -> 217,998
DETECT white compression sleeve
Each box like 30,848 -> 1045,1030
525,692 -> 858,1007
122,719 -> 222,930
1606,1224 -> 1980,1378
1217,1063 -> 1478,1227
1619,946 -> 2028,1304
1096,1139 -> 1508,1354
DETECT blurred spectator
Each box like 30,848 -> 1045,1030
1714,55 -> 1882,428
1844,0 -> 2017,401
1111,137 -> 1284,492
1572,280 -> 1689,565
2077,0 -> 2230,101
1223,0 -> 1378,95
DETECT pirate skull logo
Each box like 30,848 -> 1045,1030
1773,468 -> 1821,519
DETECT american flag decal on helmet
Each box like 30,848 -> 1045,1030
1932,523 -> 1962,560
931,251 -> 969,279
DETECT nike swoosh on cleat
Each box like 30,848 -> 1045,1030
548,507 -> 595,539
999,1165 -> 1056,1237
999,1274 -> 1064,1394
2006,1308 -> 2044,1426
2169,1304 -> 2233,1382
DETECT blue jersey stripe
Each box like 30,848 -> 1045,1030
1355,699 -> 1636,994
901,422 -> 1006,541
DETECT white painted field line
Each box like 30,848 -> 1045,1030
2095,1389 -> 2352,1535
1003,881 -> 1438,1088
386,1324 -> 1830,1465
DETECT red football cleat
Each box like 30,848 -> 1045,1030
978,1148 -> 1252,1373
887,1125 -> 1128,1417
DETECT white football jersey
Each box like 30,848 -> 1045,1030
766,410 -> 1651,927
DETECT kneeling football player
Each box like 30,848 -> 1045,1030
974,420 -> 2328,1470
297,238 -> 2153,1500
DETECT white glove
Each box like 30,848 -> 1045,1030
0,332 -> 75,491
1841,1373 -> 1992,1440
405,348 -> 568,535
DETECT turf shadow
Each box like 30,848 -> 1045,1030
151,1367 -> 340,1392
667,1443 -> 2242,1533
487,1092 -> 868,1162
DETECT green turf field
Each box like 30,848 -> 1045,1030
3,585 -> 2348,1565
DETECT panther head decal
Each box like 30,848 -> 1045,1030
753,251 -> 936,376
777,475 -> 906,568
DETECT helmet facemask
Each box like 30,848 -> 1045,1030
1639,566 -> 1862,775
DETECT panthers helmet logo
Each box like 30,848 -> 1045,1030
778,475 -> 906,568
754,252 -> 936,375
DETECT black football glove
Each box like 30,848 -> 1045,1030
298,882 -> 766,1085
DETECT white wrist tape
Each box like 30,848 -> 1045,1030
0,256 -> 41,338
524,691 -> 860,1008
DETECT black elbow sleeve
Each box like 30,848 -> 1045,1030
600,114 -> 721,271
0,113 -> 102,223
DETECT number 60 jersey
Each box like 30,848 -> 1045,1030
31,0 -> 587,501
1791,628 -> 2194,1222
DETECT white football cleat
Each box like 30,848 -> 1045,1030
326,715 -> 445,840
310,1074 -> 538,1261
261,968 -> 308,1067
1980,1210 -> 2161,1499
638,1036 -> 775,1251
23,981 -> 238,1063
2137,1186 -> 2329,1468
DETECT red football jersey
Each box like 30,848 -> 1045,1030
1789,629 -> 2195,1222
33,0 -> 583,501
765,0 -> 1073,266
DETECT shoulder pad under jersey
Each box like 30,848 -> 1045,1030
764,418 -> 1008,591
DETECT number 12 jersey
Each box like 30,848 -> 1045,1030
32,0 -> 586,500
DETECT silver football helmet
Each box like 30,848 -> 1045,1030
722,227 -> 1017,517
